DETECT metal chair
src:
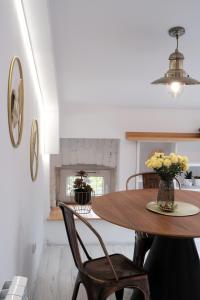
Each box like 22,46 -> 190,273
59,202 -> 150,300
126,172 -> 181,268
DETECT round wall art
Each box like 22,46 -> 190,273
8,57 -> 24,147
30,120 -> 39,181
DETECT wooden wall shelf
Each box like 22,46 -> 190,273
125,132 -> 200,141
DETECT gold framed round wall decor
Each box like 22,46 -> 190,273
8,56 -> 24,147
30,120 -> 39,181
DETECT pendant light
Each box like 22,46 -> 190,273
151,26 -> 200,97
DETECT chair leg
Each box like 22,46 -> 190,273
85,283 -> 104,300
134,278 -> 150,300
141,290 -> 150,300
133,231 -> 154,268
72,274 -> 81,300
115,288 -> 124,300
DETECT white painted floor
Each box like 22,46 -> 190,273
32,244 -> 134,300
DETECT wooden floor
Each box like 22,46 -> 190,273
32,244 -> 134,300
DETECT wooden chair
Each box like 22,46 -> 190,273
126,172 -> 181,268
59,202 -> 150,300
126,172 -> 181,190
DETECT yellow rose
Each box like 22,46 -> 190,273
163,159 -> 171,167
170,152 -> 176,156
170,154 -> 178,164
145,159 -> 152,168
152,159 -> 162,169
178,155 -> 188,163
178,155 -> 184,163
182,162 -> 189,171
182,156 -> 189,163
155,158 -> 163,169
154,152 -> 164,158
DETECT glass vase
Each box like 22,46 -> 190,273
157,179 -> 175,212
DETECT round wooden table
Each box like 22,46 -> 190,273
92,189 -> 200,300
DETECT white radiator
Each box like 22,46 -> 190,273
0,276 -> 28,300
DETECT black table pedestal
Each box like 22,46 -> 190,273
132,236 -> 200,300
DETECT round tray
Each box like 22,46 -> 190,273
146,201 -> 200,217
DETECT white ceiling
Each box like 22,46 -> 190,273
48,0 -> 200,109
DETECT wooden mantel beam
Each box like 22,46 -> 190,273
125,131 -> 200,141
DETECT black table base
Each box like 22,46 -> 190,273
132,236 -> 200,300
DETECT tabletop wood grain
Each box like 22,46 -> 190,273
92,189 -> 200,238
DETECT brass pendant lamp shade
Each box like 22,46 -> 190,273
152,26 -> 200,93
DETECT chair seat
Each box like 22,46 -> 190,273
84,254 -> 145,281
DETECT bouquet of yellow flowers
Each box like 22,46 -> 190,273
145,152 -> 189,181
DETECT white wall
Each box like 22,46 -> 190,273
60,102 -> 200,189
0,0 -> 50,295
22,0 -> 60,154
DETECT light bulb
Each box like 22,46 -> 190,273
168,81 -> 184,98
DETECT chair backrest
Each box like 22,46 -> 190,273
59,203 -> 83,270
126,172 -> 181,190
59,202 -> 118,280
126,172 -> 160,190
